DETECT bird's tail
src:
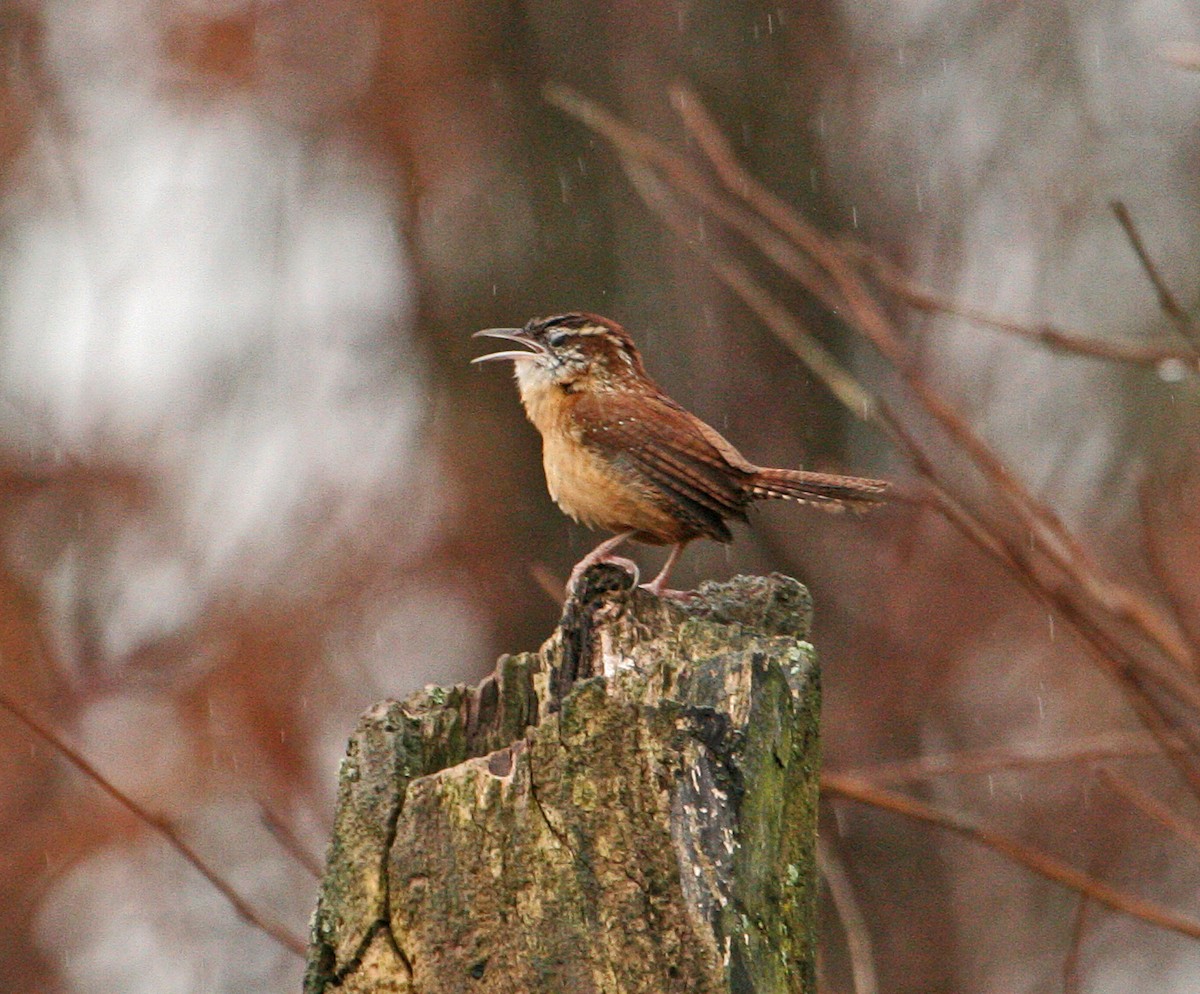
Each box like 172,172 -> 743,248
748,467 -> 889,512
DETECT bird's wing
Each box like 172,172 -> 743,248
573,391 -> 752,541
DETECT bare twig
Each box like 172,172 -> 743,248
850,245 -> 1198,371
1098,768 -> 1200,856
681,86 -> 1200,719
823,773 -> 1200,940
832,731 -> 1165,787
622,113 -> 1200,789
817,835 -> 879,994
670,87 -> 1198,685
0,692 -> 306,958
1062,891 -> 1092,994
544,84 -> 872,416
1139,482 -> 1200,673
671,86 -> 1197,674
549,83 -> 1200,799
700,108 -> 1200,681
258,802 -> 323,881
1110,200 -> 1200,346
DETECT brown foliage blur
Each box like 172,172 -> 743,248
2,2 -> 1200,993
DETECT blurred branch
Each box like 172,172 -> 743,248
543,83 -> 874,418
1098,767 -> 1200,856
259,802 -> 323,881
817,835 -> 879,994
830,731 -> 1165,787
672,83 -> 1197,370
677,90 -> 1200,685
1110,200 -> 1200,346
822,772 -> 1200,940
617,160 -> 878,418
1062,890 -> 1092,994
547,81 -> 1200,801
0,692 -> 306,958
848,245 -> 1199,370
0,456 -> 151,507
1140,480 -> 1200,668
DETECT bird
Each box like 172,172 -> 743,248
473,312 -> 888,597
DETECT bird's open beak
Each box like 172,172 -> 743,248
471,328 -> 545,364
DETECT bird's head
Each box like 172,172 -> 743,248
472,313 -> 650,396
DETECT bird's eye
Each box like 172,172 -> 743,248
547,329 -> 571,348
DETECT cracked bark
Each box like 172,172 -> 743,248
304,566 -> 820,994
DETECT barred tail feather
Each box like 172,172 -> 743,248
748,467 -> 889,512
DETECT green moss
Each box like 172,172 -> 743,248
307,572 -> 820,994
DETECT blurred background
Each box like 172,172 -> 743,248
2,1 -> 1200,991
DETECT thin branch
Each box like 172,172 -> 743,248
617,160 -> 878,418
850,245 -> 1198,370
1139,482 -> 1200,674
817,835 -> 879,994
0,692 -> 306,958
832,731 -> 1165,787
672,85 -> 1200,681
669,86 -> 1200,731
544,84 -> 871,415
550,84 -> 1200,798
1098,768 -> 1200,856
1110,200 -> 1200,346
823,772 -> 1200,941
616,122 -> 1200,791
1062,890 -> 1092,994
258,802 -> 323,881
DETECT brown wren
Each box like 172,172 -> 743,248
473,312 -> 888,596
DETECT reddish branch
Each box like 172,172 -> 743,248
0,692 -> 306,958
851,245 -> 1198,369
823,772 -> 1200,941
817,836 -> 879,994
1099,767 -> 1200,856
548,82 -> 1200,784
831,731 -> 1164,787
1110,200 -> 1200,346
546,81 -> 1200,944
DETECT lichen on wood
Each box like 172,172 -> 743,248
304,565 -> 820,994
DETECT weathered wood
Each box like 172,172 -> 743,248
305,566 -> 820,994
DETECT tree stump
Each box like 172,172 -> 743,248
304,566 -> 820,994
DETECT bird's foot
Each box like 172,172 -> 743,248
638,579 -> 696,601
565,531 -> 639,596
567,555 -> 640,594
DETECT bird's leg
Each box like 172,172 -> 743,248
567,530 -> 639,591
640,541 -> 692,599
